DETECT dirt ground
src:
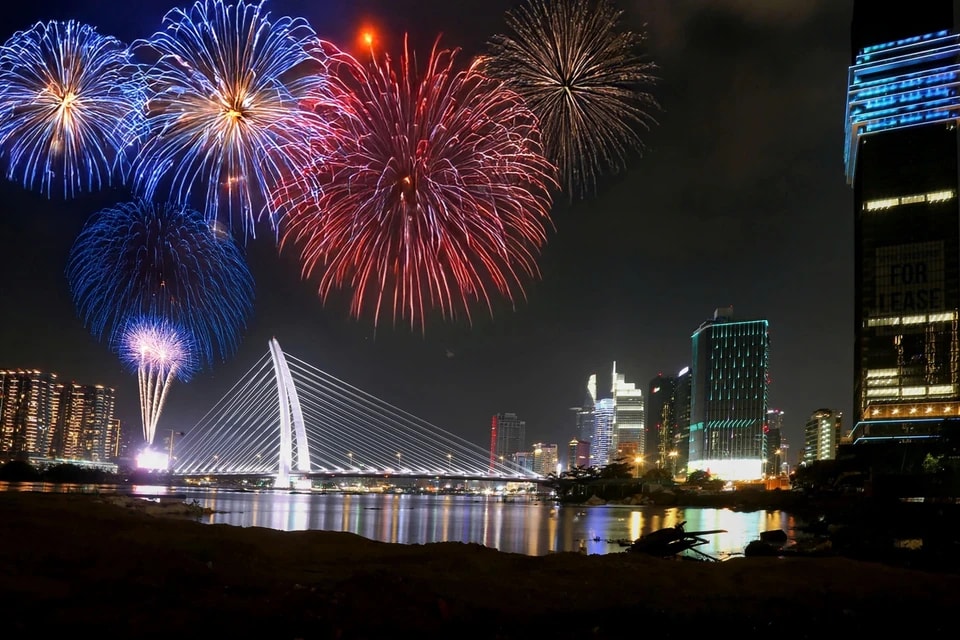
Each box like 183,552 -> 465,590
1,492 -> 959,639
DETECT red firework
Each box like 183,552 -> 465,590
278,36 -> 557,331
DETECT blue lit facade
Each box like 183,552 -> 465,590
844,30 -> 960,183
847,2 -> 960,459
591,398 -> 615,466
688,308 -> 770,481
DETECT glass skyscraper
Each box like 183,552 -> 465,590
846,1 -> 960,462
612,361 -> 644,457
688,307 -> 770,481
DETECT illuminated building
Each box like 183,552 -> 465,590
0,369 -> 61,459
566,438 -> 590,470
591,398 -> 615,465
845,1 -> 960,462
673,367 -> 691,476
532,442 -> 558,476
489,412 -> 525,469
612,361 -> 644,455
647,373 -> 676,469
688,307 -> 770,481
53,384 -> 117,462
803,409 -> 842,463
764,409 -> 785,477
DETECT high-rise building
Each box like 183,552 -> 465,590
566,438 -> 590,470
764,409 -> 785,478
845,2 -> 960,464
611,361 -> 644,456
673,367 -> 692,477
573,374 -> 596,448
591,398 -> 615,465
647,373 -> 677,469
688,306 -> 770,481
0,369 -> 61,460
54,384 -> 117,462
532,442 -> 558,476
489,412 -> 525,469
804,409 -> 843,463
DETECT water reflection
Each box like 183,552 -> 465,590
0,483 -> 799,558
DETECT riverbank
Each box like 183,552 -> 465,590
2,492 -> 960,638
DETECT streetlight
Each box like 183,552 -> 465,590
668,450 -> 678,478
348,451 -> 354,469
634,455 -> 643,479
447,453 -> 452,474
396,451 -> 402,471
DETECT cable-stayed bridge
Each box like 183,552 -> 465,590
172,339 -> 541,486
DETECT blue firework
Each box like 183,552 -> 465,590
0,19 -> 144,198
131,0 -> 330,240
66,199 -> 255,369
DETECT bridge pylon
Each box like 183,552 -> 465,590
268,338 -> 311,487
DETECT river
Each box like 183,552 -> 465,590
2,482 -> 803,558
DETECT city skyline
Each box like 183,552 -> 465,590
0,1 -> 857,457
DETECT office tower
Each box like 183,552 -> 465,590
54,383 -> 117,462
567,438 -> 590,470
0,369 -> 61,460
764,409 -> 785,478
688,306 -> 770,481
673,366 -> 691,476
647,373 -> 677,468
592,398 -> 615,465
489,412 -> 525,468
612,361 -> 644,456
532,442 -> 558,476
577,374 -> 597,445
846,1 -> 960,463
803,409 -> 843,463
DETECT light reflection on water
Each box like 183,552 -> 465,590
181,488 -> 796,557
1,483 -> 800,557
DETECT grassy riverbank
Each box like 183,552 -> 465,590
2,491 -> 960,638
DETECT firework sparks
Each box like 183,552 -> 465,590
0,19 -> 144,198
131,0 -> 330,239
119,316 -> 197,446
66,199 -> 254,369
278,37 -> 557,331
481,0 -> 659,199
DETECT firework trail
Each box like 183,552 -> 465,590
278,36 -> 557,331
0,19 -> 144,198
118,315 -> 198,446
66,199 -> 254,369
481,0 -> 659,199
131,0 -> 330,240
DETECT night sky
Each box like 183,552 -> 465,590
0,1 -> 865,461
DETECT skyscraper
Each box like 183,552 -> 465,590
0,369 -> 61,460
611,361 -> 644,456
673,366 -> 692,476
845,1 -> 960,464
764,408 -> 785,478
803,409 -> 843,464
489,412 -> 525,469
688,307 -> 770,481
592,398 -> 615,466
54,384 -> 117,462
647,373 -> 676,469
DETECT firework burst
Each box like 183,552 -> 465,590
278,37 -> 557,331
66,199 -> 254,368
481,0 -> 659,199
0,19 -> 144,198
131,0 -> 330,239
119,315 -> 198,445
